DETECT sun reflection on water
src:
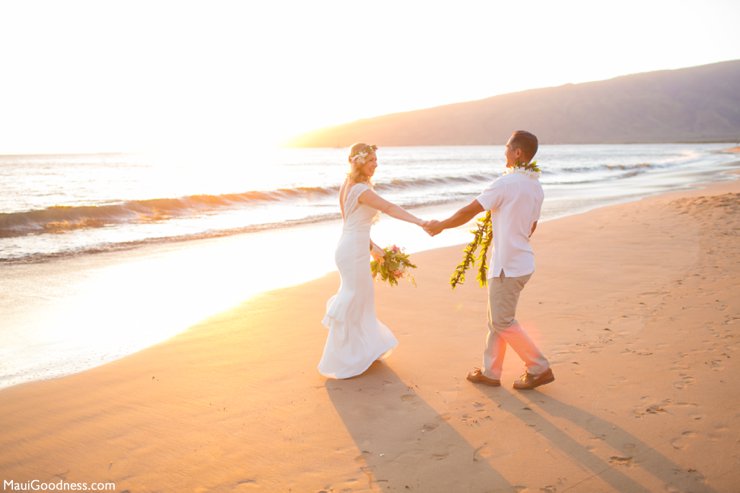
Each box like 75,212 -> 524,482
0,220 -> 342,388
0,201 -> 477,389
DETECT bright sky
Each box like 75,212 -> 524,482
1,0 -> 738,154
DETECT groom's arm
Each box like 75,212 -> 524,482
426,200 -> 484,236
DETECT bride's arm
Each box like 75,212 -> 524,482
358,189 -> 424,226
370,240 -> 384,260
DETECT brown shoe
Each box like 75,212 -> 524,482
513,368 -> 555,390
466,368 -> 501,387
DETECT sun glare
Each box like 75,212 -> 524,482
1,1 -> 738,154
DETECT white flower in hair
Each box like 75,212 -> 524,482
351,150 -> 370,165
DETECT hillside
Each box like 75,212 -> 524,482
289,60 -> 740,146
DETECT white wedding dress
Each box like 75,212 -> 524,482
319,183 -> 398,378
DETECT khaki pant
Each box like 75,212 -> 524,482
483,272 -> 549,379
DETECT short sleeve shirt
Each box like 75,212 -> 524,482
475,172 -> 544,278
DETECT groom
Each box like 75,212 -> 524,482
424,130 -> 554,390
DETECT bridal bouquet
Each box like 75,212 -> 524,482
371,245 -> 417,287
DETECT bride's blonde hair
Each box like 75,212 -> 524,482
347,143 -> 378,183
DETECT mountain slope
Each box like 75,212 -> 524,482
289,60 -> 740,146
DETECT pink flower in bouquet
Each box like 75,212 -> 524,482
369,245 -> 417,287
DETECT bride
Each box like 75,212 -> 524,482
319,143 -> 427,379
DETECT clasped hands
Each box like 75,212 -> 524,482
420,219 -> 443,237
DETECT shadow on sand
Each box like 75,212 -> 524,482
326,362 -> 513,492
476,388 -> 716,493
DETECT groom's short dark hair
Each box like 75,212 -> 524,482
510,131 -> 538,162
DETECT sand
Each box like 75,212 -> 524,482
0,179 -> 738,492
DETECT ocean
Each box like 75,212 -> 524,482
1,143 -> 738,389
3,143 -> 738,264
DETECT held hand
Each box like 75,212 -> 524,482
424,220 -> 444,237
371,244 -> 385,262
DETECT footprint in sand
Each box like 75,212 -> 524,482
672,373 -> 695,389
609,456 -> 634,467
675,401 -> 698,408
233,478 -> 259,491
622,347 -> 654,356
421,422 -> 438,433
460,413 -> 483,427
473,444 -> 495,462
622,442 -> 637,454
585,434 -> 606,452
670,431 -> 697,450
354,450 -> 371,463
704,359 -> 724,370
634,399 -> 672,417
646,404 -> 669,414
708,424 -> 730,441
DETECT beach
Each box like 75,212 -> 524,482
0,177 -> 738,492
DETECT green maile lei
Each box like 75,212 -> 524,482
449,160 -> 541,289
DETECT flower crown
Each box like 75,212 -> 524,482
350,144 -> 378,165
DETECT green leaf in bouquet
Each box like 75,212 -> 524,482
371,245 -> 417,287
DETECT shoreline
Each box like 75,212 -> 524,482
0,177 -> 738,491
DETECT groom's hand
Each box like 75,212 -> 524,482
424,220 -> 443,236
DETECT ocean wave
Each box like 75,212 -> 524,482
0,213 -> 339,263
1,163 -> 657,240
0,174 -> 492,238
544,168 -> 655,185
0,192 -> 477,263
0,189 -> 327,238
375,173 -> 492,191
559,162 -> 657,173
0,159 -> 661,240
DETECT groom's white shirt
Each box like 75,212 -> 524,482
476,172 -> 544,278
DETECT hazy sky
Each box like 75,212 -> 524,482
1,0 -> 739,153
